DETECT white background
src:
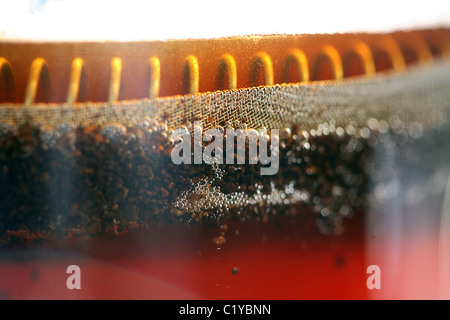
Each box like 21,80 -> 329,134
0,0 -> 450,41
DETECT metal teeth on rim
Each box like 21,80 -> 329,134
0,30 -> 449,104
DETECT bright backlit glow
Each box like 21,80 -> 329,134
0,0 -> 450,41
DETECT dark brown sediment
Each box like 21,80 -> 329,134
0,111 -> 448,247
0,28 -> 449,247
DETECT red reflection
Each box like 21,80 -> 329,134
0,207 -> 368,300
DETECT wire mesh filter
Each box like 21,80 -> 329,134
0,29 -> 449,244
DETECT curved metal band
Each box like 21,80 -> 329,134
426,30 -> 450,57
148,57 -> 160,98
66,57 -> 86,104
312,44 -> 343,80
25,57 -> 51,105
281,48 -> 309,83
184,55 -> 199,94
250,51 -> 274,86
373,36 -> 406,72
0,57 -> 16,101
400,34 -> 433,64
217,53 -> 237,90
108,57 -> 122,103
344,41 -> 376,77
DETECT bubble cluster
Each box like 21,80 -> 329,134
101,122 -> 127,143
0,104 -> 449,243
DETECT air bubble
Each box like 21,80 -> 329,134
360,127 -> 370,139
335,127 -> 345,136
329,124 -> 335,133
0,121 -> 17,135
214,125 -> 225,133
101,122 -> 127,142
193,124 -> 203,134
320,207 -> 330,217
408,122 -> 423,139
40,126 -> 58,148
378,120 -> 389,133
367,118 -> 379,131
158,123 -> 168,132
302,142 -> 310,150
57,123 -> 74,134
204,132 -> 213,141
301,130 -> 309,140
345,124 -> 355,136
280,128 -> 292,140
